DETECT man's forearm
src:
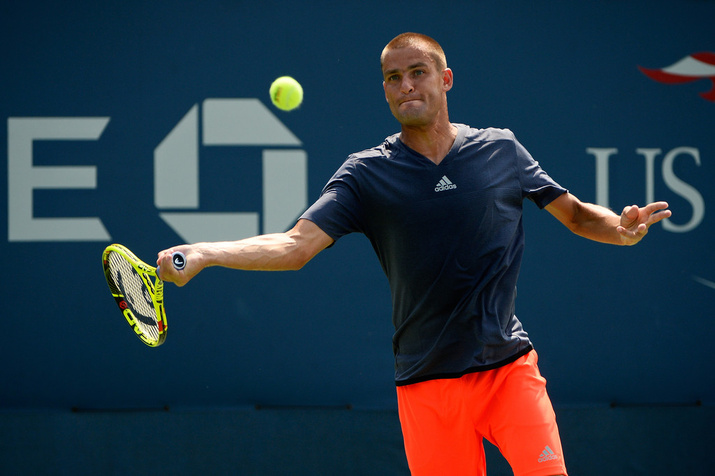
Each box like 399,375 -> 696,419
193,233 -> 313,272
566,201 -> 625,245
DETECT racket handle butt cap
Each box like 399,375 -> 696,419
156,251 -> 187,279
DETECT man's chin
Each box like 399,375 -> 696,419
394,108 -> 429,126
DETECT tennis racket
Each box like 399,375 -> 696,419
102,244 -> 186,347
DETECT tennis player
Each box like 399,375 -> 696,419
158,33 -> 671,476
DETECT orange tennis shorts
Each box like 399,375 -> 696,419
396,350 -> 568,476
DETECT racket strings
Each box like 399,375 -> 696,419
107,252 -> 160,340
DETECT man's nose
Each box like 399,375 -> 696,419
401,78 -> 414,94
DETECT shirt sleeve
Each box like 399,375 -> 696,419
299,157 -> 365,242
513,134 -> 568,209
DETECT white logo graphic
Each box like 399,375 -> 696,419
6,99 -> 307,243
586,147 -> 704,233
7,117 -> 111,241
434,175 -> 457,192
537,445 -> 559,463
692,275 -> 715,290
154,98 -> 307,243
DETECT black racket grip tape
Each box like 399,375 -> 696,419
157,251 -> 187,278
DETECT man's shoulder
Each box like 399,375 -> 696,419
347,133 -> 400,162
458,124 -> 517,143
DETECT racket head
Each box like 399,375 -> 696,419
102,244 -> 168,347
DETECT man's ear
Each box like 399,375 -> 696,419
442,68 -> 454,91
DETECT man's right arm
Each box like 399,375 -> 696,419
157,218 -> 334,287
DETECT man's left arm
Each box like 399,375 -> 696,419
545,192 -> 672,246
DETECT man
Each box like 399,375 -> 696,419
158,33 -> 671,475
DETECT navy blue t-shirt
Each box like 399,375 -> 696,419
300,124 -> 567,385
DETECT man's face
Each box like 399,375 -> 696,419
382,45 -> 451,127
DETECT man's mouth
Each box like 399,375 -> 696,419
400,98 -> 421,106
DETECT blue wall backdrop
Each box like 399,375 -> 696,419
1,1 -> 713,474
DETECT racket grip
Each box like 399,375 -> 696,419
156,251 -> 187,278
171,251 -> 187,270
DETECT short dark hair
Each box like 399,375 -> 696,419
381,33 -> 448,72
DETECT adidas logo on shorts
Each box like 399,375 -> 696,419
537,445 -> 560,463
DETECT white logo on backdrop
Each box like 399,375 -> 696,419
154,99 -> 306,243
587,147 -> 705,233
7,117 -> 111,241
6,99 -> 307,242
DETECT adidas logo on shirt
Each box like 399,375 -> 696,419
434,175 -> 457,192
537,445 -> 560,463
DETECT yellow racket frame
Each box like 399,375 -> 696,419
102,244 -> 168,347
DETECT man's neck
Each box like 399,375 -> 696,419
400,120 -> 457,165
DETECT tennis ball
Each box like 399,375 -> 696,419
269,76 -> 303,111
